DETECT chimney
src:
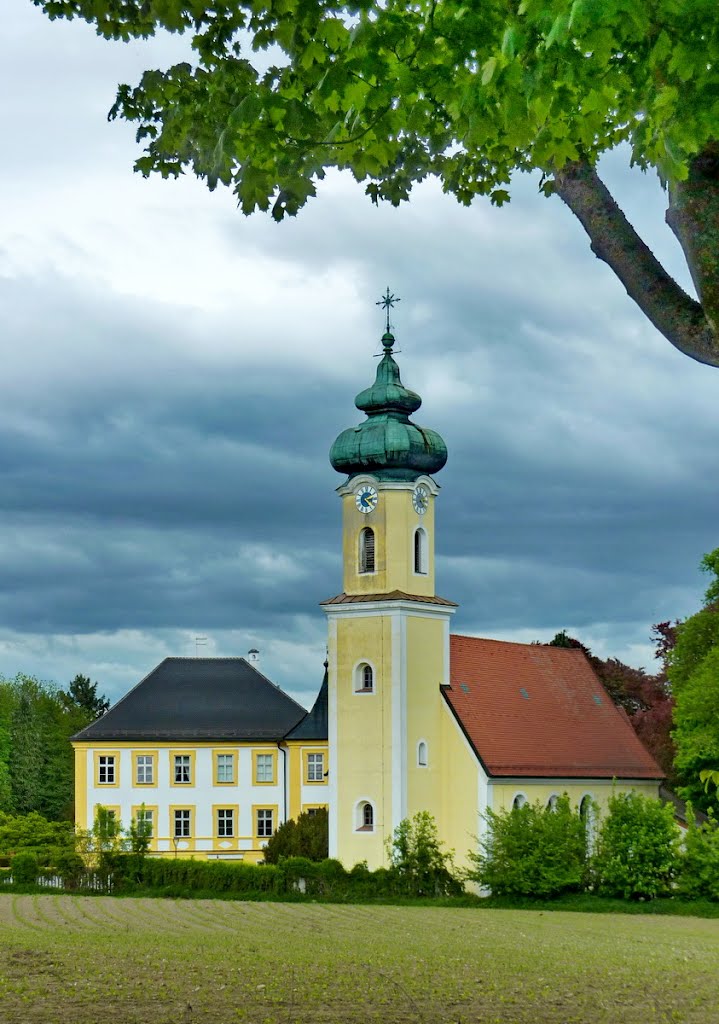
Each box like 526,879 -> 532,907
248,648 -> 260,667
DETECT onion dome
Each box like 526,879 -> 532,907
330,330 -> 447,482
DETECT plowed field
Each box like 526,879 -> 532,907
0,895 -> 718,1023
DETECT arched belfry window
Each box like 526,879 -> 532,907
359,527 -> 375,573
414,528 -> 427,574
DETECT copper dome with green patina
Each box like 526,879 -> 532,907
330,331 -> 447,481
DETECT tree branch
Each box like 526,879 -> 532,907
553,161 -> 719,368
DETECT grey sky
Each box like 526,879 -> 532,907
1,0 -> 717,707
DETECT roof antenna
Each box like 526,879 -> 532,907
195,636 -> 208,657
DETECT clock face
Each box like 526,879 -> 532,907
412,485 -> 429,515
355,485 -> 378,514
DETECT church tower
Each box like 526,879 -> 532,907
322,295 -> 456,868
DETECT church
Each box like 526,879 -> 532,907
73,314 -> 662,870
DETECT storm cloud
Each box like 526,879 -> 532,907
0,0 -> 717,706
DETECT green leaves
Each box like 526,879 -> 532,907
34,0 -> 719,216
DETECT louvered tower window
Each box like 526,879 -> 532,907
359,527 -> 375,573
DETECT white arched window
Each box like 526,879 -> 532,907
355,663 -> 374,693
417,741 -> 428,767
413,528 -> 427,574
359,528 -> 375,573
355,800 -> 375,831
512,793 -> 528,811
547,794 -> 559,811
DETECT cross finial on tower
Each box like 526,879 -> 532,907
376,286 -> 400,333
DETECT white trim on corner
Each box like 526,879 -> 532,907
327,618 -> 338,860
390,611 -> 406,828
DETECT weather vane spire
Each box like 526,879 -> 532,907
376,286 -> 400,334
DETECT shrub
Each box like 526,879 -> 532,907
0,811 -> 74,855
56,850 -> 86,889
11,850 -> 39,885
590,792 -> 680,899
466,795 -> 587,897
676,809 -> 719,901
263,808 -> 328,864
386,811 -> 462,897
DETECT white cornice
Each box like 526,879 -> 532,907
336,474 -> 440,497
322,600 -> 456,619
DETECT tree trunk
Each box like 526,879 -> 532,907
554,161 -> 719,368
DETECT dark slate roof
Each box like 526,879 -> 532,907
73,657 -> 306,742
285,664 -> 328,741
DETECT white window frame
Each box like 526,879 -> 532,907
354,799 -> 375,832
512,793 -> 528,810
136,755 -> 154,785
217,808 -> 235,838
257,808 -> 274,838
256,754 -> 274,783
98,756 -> 115,785
354,660 -> 375,694
136,808 -> 154,837
216,754 -> 234,784
174,809 -> 191,838
174,755 -> 191,784
307,753 -> 324,782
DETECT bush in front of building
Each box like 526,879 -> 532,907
466,796 -> 588,897
590,791 -> 681,899
675,809 -> 719,901
386,811 -> 462,897
263,808 -> 329,864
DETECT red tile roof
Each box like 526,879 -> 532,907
445,635 -> 662,779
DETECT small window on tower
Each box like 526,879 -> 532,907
356,801 -> 375,831
355,663 -> 374,693
359,527 -> 375,573
414,528 -> 427,574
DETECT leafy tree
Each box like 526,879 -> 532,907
36,0 -> 719,366
467,795 -> 587,897
590,791 -> 680,899
61,674 -> 109,720
0,672 -> 107,821
263,808 -> 328,864
9,683 -> 44,815
676,806 -> 719,901
386,810 -> 460,896
668,549 -> 719,811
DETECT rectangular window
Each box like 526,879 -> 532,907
216,754 -> 234,784
136,808 -> 154,838
217,808 -> 235,838
98,756 -> 115,785
307,753 -> 324,782
257,808 -> 274,838
174,809 -> 191,838
136,755 -> 154,785
255,753 -> 274,784
174,755 -> 191,784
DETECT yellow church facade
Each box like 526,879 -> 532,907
74,316 -> 661,868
